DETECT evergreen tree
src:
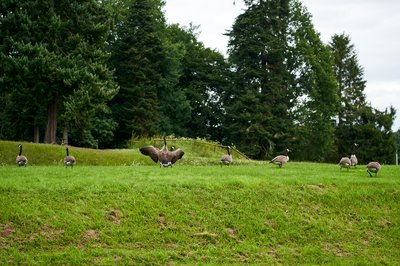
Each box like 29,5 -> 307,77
0,0 -> 118,145
225,0 -> 338,160
289,2 -> 338,161
330,33 -> 367,126
329,33 -> 395,163
156,24 -> 191,137
109,0 -> 166,143
226,0 -> 293,159
171,25 -> 231,140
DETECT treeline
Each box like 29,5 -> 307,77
0,0 -> 396,163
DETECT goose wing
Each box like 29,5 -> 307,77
270,155 -> 285,163
221,154 -> 232,162
140,146 -> 160,163
16,155 -> 28,165
170,149 -> 184,164
339,157 -> 351,165
64,155 -> 76,164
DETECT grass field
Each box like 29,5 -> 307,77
1,161 -> 399,265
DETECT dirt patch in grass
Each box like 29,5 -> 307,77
83,229 -> 99,242
39,224 -> 65,240
305,184 -> 325,193
0,223 -> 14,238
226,227 -> 237,238
106,209 -> 123,224
25,224 -> 64,243
323,242 -> 350,258
159,212 -> 167,228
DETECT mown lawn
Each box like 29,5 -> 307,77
1,163 -> 399,265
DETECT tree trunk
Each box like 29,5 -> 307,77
34,126 -> 40,143
62,127 -> 68,145
44,97 -> 57,144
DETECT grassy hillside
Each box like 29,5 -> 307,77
0,139 -> 248,166
1,163 -> 399,265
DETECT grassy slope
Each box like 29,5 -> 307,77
1,163 -> 399,265
0,140 -> 247,166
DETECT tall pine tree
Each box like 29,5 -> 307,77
225,0 -> 338,160
0,0 -> 118,144
329,33 -> 396,163
109,0 -> 166,143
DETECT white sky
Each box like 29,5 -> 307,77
164,0 -> 400,131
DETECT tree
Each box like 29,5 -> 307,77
0,0 -> 118,145
226,0 -> 294,159
330,34 -> 367,126
329,33 -> 396,163
109,0 -> 166,143
288,2 -> 338,161
225,0 -> 338,160
169,25 -> 231,140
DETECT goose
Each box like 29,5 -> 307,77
16,144 -> 28,167
140,136 -> 184,167
64,146 -> 76,168
339,157 -> 351,171
270,148 -> 290,168
366,161 -> 381,177
350,143 -> 359,168
220,146 -> 233,166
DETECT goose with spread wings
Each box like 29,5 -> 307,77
140,136 -> 184,167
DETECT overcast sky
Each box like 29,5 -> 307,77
164,0 -> 400,130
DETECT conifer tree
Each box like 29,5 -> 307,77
109,0 -> 166,143
225,0 -> 338,160
329,33 -> 396,162
0,0 -> 118,144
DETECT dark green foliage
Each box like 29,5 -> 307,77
225,0 -> 338,161
329,34 -> 396,164
0,0 -> 396,162
156,24 -> 191,137
226,0 -> 294,159
0,0 -> 118,145
109,0 -> 166,142
171,25 -> 232,140
289,2 -> 339,161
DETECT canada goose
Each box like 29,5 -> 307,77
339,157 -> 351,171
270,148 -> 290,168
64,146 -> 76,168
220,146 -> 233,166
366,161 -> 381,177
350,143 -> 359,168
16,144 -> 28,167
140,136 -> 184,167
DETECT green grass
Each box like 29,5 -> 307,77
0,140 -> 248,166
1,162 -> 399,265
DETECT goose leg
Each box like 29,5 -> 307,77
367,170 -> 372,177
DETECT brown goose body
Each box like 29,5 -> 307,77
339,157 -> 351,171
64,147 -> 76,168
350,154 -> 358,168
220,146 -> 233,166
270,149 -> 290,168
366,161 -> 381,177
140,136 -> 184,167
350,143 -> 359,168
16,144 -> 28,167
